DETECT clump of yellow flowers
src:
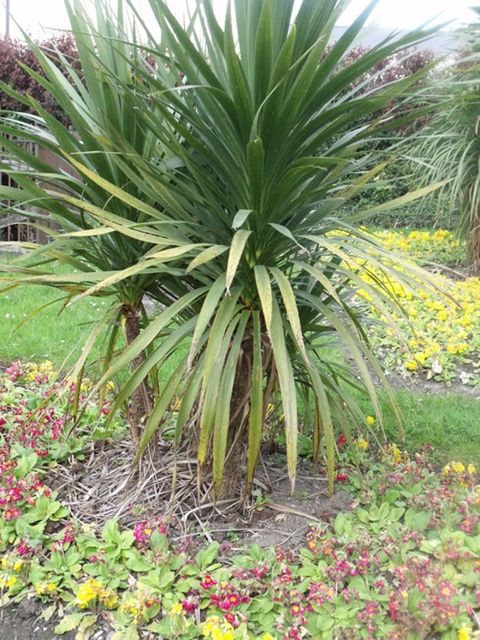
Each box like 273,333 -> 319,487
386,444 -> 405,465
25,360 -> 55,382
458,626 -> 472,640
374,229 -> 464,264
356,229 -> 480,385
75,578 -> 118,609
443,462 -> 477,477
355,438 -> 369,450
202,616 -> 236,640
0,555 -> 26,592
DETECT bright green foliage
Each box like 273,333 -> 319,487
0,0 -> 440,496
117,0 -> 439,494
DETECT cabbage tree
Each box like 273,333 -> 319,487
0,1 -> 193,443
0,0 -> 439,499
102,0 -> 438,498
414,8 -> 480,271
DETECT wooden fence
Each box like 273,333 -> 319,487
0,140 -> 61,245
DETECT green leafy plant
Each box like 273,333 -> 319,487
109,0 -> 440,497
1,376 -> 479,640
414,8 -> 480,271
0,0 -> 192,442
0,0 -> 441,500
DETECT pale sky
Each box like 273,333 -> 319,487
1,0 -> 477,39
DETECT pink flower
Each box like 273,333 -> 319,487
200,574 -> 217,590
4,506 -> 20,520
133,518 -> 167,545
224,613 -> 240,627
181,599 -> 197,614
17,540 -> 32,556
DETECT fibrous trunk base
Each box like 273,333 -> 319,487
123,303 -> 153,450
469,214 -> 480,275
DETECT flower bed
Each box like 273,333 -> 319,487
0,365 -> 479,639
373,229 -> 465,267
360,230 -> 480,386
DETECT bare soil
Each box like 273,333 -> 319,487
0,599 -> 75,640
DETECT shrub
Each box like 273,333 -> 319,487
413,8 -> 480,271
0,0 -> 440,500
0,34 -> 80,125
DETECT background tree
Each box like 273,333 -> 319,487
0,2 -> 193,446
414,8 -> 480,270
0,34 -> 80,125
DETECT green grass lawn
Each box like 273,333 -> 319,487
0,256 -> 107,368
0,254 -> 189,383
356,389 -> 480,467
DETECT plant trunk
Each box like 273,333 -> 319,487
218,340 -> 253,500
469,211 -> 480,275
123,303 -> 152,447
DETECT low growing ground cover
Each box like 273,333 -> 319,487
1,365 -> 479,639
371,229 -> 466,267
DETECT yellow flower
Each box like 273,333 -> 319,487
467,464 -> 476,475
75,578 -> 102,608
0,575 -> 17,589
366,416 -> 376,426
261,635 -> 276,640
452,461 -> 465,474
387,444 -> 403,464
458,626 -> 471,640
202,616 -> 235,640
356,439 -> 369,450
404,359 -> 418,372
47,582 -> 57,592
169,603 -> 184,617
99,588 -> 118,609
13,560 -> 24,572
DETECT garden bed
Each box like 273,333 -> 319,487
1,365 -> 479,639
2,231 -> 480,639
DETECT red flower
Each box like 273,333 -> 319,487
224,613 -> 240,627
200,574 -> 217,590
335,473 -> 348,483
17,540 -> 32,556
181,599 -> 197,614
337,434 -> 347,446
